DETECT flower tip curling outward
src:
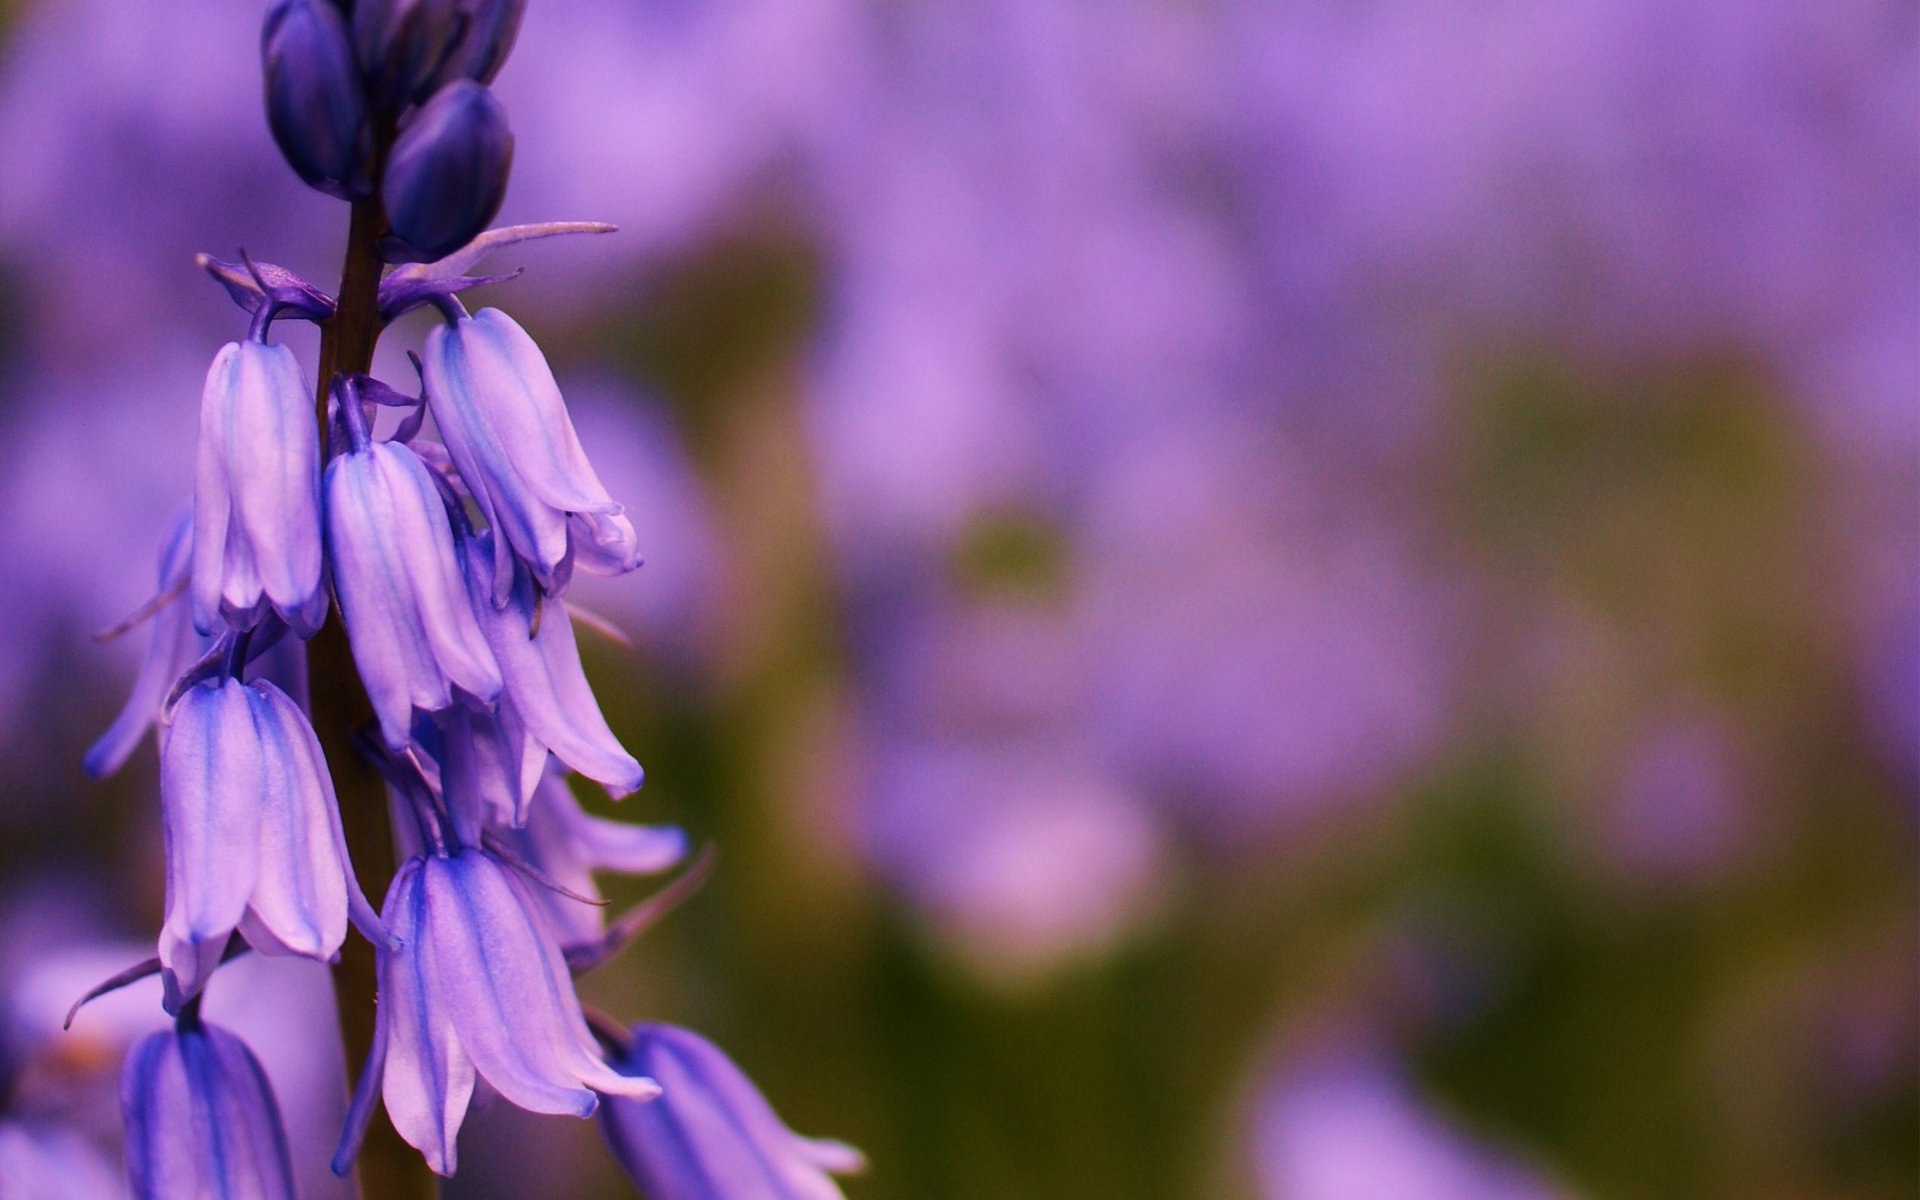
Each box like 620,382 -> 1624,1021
192,339 -> 327,638
383,78 -> 514,263
263,0 -> 372,199
121,1016 -> 299,1200
598,1023 -> 862,1200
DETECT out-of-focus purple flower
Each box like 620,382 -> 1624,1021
158,676 -> 374,1011
341,849 -> 658,1176
1251,1038 -> 1568,1200
324,437 -> 502,748
120,1015 -> 298,1200
1603,706 -> 1754,882
492,767 -> 684,950
263,0 -> 372,199
383,80 -> 514,262
422,307 -> 637,597
867,737 -> 1164,981
351,0 -> 463,112
490,0 -> 869,309
461,530 -> 643,796
192,339 -> 327,637
0,1120 -> 122,1199
598,1022 -> 862,1200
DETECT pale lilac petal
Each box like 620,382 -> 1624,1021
600,1023 -> 853,1200
468,536 -> 641,794
244,681 -> 349,960
190,343 -> 240,635
375,442 -> 501,703
419,852 -> 602,1116
121,1022 -> 298,1200
327,450 -> 440,745
378,860 -> 476,1176
86,508 -> 209,778
158,679 -> 263,1009
191,340 -> 324,635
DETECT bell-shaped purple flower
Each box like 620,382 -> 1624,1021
383,80 -> 513,263
325,438 -> 501,748
192,339 -> 327,637
263,0 -> 372,199
338,849 -> 659,1176
496,766 -> 684,949
423,308 -> 639,599
121,1016 -> 298,1200
461,529 -> 643,796
86,509 -> 211,778
598,1023 -> 864,1200
159,676 -> 376,1011
351,0 -> 461,110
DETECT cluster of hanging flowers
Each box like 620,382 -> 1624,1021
77,1 -> 859,1195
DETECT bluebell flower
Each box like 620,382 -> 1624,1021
598,1023 -> 864,1200
461,529 -> 643,796
85,508 -> 211,778
422,307 -> 639,600
120,1015 -> 298,1200
263,0 -> 371,199
336,848 -> 659,1176
383,80 -> 514,262
324,437 -> 502,748
192,339 -> 327,637
159,675 -> 378,1012
495,765 -> 684,950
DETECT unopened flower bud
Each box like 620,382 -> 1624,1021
383,80 -> 513,263
352,0 -> 462,110
436,0 -> 527,87
263,0 -> 372,198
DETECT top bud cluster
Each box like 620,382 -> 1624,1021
265,0 -> 518,260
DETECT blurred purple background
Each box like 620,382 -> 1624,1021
0,1 -> 1912,1197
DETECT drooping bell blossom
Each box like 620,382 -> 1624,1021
120,1014 -> 299,1200
324,435 -> 502,748
335,848 -> 660,1176
159,675 -> 379,1012
263,0 -> 371,199
598,1023 -> 864,1200
494,765 -> 684,950
461,527 -> 643,795
423,307 -> 639,600
383,80 -> 514,262
192,338 -> 327,637
85,508 -> 210,778
351,0 -> 462,111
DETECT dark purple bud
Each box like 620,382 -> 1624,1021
263,0 -> 372,199
383,80 -> 514,264
437,0 -> 526,87
353,0 -> 463,111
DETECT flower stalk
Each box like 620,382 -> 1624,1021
310,190 -> 437,1200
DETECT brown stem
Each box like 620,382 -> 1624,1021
311,194 -> 438,1200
